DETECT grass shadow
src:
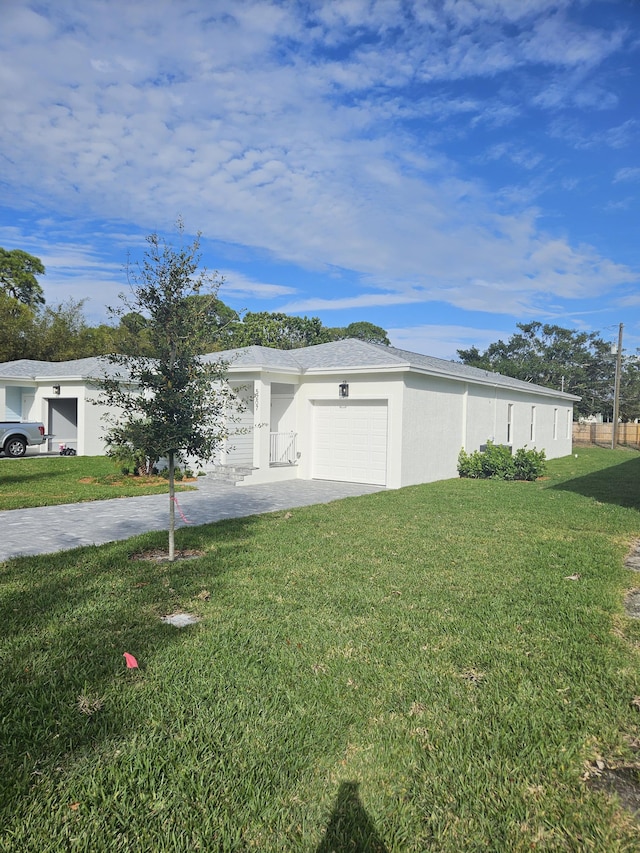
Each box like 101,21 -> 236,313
316,782 -> 389,853
0,465 -> 71,488
551,454 -> 640,511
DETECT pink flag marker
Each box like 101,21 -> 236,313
123,652 -> 139,669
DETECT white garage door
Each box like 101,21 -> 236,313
312,400 -> 388,486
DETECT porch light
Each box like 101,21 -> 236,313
53,384 -> 61,395
339,381 -> 349,398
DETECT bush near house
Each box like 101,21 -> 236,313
458,441 -> 546,481
513,445 -> 548,481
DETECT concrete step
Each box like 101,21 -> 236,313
204,465 -> 255,485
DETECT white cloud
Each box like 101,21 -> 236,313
0,0 -> 637,327
281,289 -> 429,313
614,167 -> 640,183
218,271 -> 296,301
387,323 -> 511,360
483,142 -> 545,170
439,0 -> 570,28
549,117 -> 639,149
522,12 -> 625,68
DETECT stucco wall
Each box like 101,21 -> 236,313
1,363 -> 574,478
400,375 -> 574,487
294,371 -> 403,487
401,373 -> 466,486
464,383 -> 573,460
81,383 -> 112,455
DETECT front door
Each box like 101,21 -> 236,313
21,394 -> 35,420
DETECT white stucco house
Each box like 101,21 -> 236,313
0,339 -> 579,488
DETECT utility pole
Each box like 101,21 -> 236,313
612,322 -> 623,449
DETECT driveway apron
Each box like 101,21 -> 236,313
0,477 -> 384,560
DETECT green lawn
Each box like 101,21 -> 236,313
1,447 -> 640,851
0,455 -> 194,510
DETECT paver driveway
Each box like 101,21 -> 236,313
0,476 -> 384,560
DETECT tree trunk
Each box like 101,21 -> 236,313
168,450 -> 175,562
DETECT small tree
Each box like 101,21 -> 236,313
98,223 -> 236,561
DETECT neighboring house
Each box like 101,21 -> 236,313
0,339 -> 579,488
0,356 -> 114,457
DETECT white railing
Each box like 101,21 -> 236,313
270,431 -> 297,465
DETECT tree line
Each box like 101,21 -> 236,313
2,246 -> 637,421
0,246 -> 390,364
457,322 -> 639,421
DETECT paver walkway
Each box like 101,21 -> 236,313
0,476 -> 384,560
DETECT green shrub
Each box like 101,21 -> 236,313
106,442 -> 156,477
458,442 -> 546,481
480,442 -> 515,480
160,466 -> 185,481
513,446 -> 546,481
103,424 -> 161,477
457,448 -> 483,479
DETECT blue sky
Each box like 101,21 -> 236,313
1,0 -> 638,359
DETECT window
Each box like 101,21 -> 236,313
553,408 -> 558,440
530,406 -> 536,442
507,404 -> 513,444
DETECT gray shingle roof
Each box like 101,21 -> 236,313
201,345 -> 301,371
208,339 -> 579,400
0,357 -> 124,380
0,340 -> 579,400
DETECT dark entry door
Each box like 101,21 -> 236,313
48,398 -> 78,452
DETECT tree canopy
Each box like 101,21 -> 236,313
225,313 -> 390,350
457,322 -> 635,420
0,248 -> 46,307
330,321 -> 390,346
0,293 -> 392,363
0,244 -> 391,363
227,311 -> 332,349
0,291 -> 35,363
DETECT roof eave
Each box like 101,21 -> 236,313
303,360 -> 579,400
302,363 -> 408,376
408,364 -> 581,400
227,364 -> 303,377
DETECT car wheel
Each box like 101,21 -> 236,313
5,437 -> 27,458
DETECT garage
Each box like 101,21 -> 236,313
312,400 -> 388,486
47,398 -> 78,452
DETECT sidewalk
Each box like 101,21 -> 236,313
0,476 -> 384,560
